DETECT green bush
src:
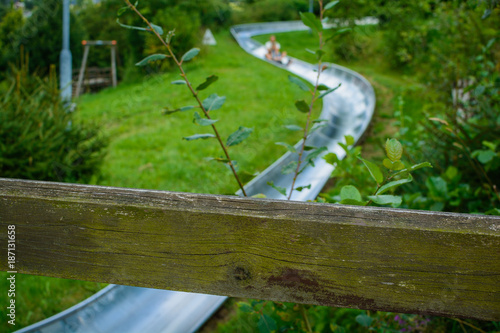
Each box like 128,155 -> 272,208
0,7 -> 24,80
12,0 -> 85,75
232,0 -> 310,24
0,55 -> 107,183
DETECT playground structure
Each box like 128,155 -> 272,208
74,40 -> 118,98
6,19 -> 496,333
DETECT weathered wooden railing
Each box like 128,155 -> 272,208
1,178 -> 499,321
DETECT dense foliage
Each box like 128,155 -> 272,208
378,1 -> 500,214
0,0 -> 85,79
0,54 -> 107,183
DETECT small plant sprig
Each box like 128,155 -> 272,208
270,0 -> 346,200
323,136 -> 432,207
118,0 -> 252,196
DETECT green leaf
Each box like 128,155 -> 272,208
150,23 -> 163,36
485,208 -> 500,216
368,195 -> 402,207
325,28 -> 351,42
162,105 -> 195,115
345,135 -> 355,146
317,84 -> 329,91
258,314 -> 277,333
196,75 -> 219,91
166,30 -> 175,44
116,18 -> 147,31
340,185 -> 367,205
275,142 -> 297,153
355,314 -> 373,328
284,125 -> 302,131
193,112 -> 218,126
309,123 -> 327,135
237,302 -> 254,313
482,8 -> 492,20
303,145 -> 316,151
288,75 -> 310,91
408,162 -> 432,172
376,175 -> 413,195
340,185 -> 362,202
474,85 -> 485,96
136,54 -> 167,66
323,152 -> 339,164
485,38 -> 496,50
318,83 -> 341,99
391,162 -> 432,178
183,134 -> 215,141
117,6 -> 128,17
383,158 -> 405,171
202,94 -> 226,111
171,80 -> 186,85
324,0 -> 340,10
205,157 -> 229,164
181,48 -> 200,62
300,12 -> 323,33
385,138 -> 403,162
226,127 -> 253,147
483,140 -> 497,151
295,184 -> 311,192
472,149 -> 496,164
426,176 -> 448,198
267,181 -> 287,197
357,156 -> 383,184
295,100 -> 310,113
316,49 -> 325,60
303,146 -> 328,167
281,161 -> 298,175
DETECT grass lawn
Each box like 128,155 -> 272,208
76,30 -> 322,195
1,30 -> 322,332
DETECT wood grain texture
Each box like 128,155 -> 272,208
1,178 -> 499,320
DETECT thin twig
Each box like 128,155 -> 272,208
288,0 -> 325,200
124,0 -> 247,196
300,305 -> 313,333
453,318 -> 487,333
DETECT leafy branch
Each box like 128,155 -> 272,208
120,0 -> 249,196
279,0 -> 343,200
324,137 -> 432,207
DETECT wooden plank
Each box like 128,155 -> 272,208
0,178 -> 499,320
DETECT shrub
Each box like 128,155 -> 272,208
12,0 -> 86,75
0,54 -> 107,183
0,7 -> 24,80
232,0 -> 310,24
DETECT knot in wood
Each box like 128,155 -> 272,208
233,266 -> 251,281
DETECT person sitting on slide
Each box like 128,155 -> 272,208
265,35 -> 291,65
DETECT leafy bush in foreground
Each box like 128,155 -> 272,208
0,54 -> 107,183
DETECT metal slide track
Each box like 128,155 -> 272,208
16,20 -> 375,333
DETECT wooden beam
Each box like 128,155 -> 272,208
0,178 -> 499,320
